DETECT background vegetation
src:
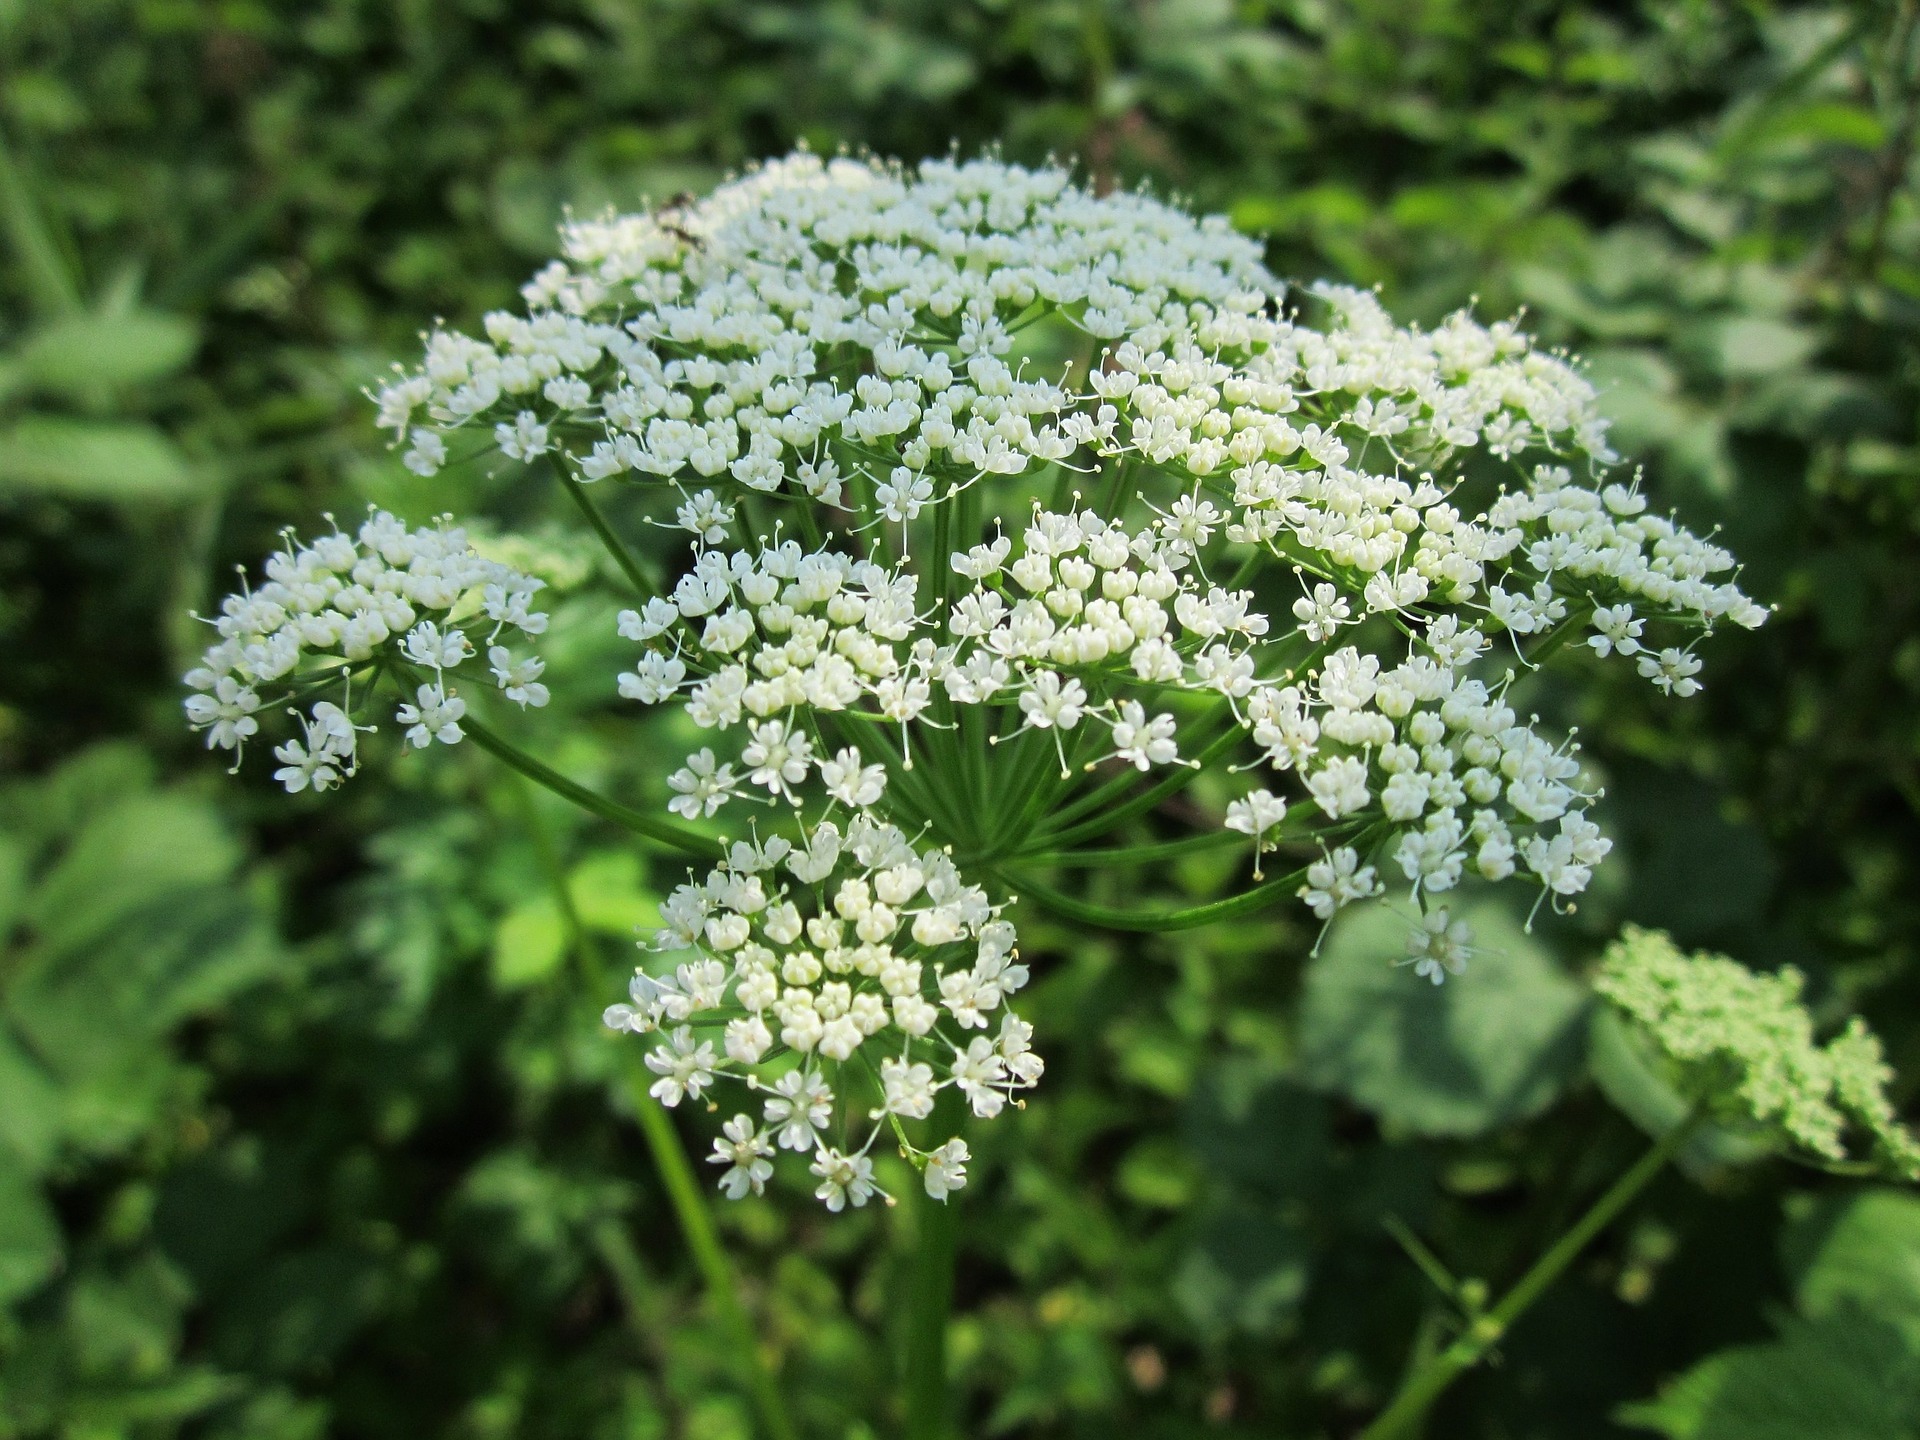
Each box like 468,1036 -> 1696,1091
2,0 -> 1918,1435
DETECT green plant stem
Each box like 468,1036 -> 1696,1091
903,1092 -> 965,1440
1017,828 -> 1248,867
511,779 -> 794,1440
1026,721 -> 1240,850
999,863 -> 1310,932
1356,1112 -> 1703,1440
556,467 -> 657,598
458,708 -> 722,859
626,1082 -> 799,1440
0,122 -> 82,319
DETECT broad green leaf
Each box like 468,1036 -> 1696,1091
0,832 -> 26,940
1116,1137 -> 1197,1209
0,1158 -> 62,1303
10,886 -> 278,1156
24,793 -> 239,961
0,1030 -> 62,1175
209,1248 -> 387,1377
201,1387 -> 328,1440
1742,101 -> 1887,153
1588,1007 -> 1769,1177
1171,1202 -> 1310,1340
64,1251 -> 194,1380
14,309 -> 198,398
1706,317 -> 1818,379
0,415 -> 203,502
1297,899 -> 1586,1137
491,896 -> 567,988
51,1368 -> 245,1428
1617,1310 -> 1920,1438
1781,1189 -> 1920,1347
566,849 -> 659,937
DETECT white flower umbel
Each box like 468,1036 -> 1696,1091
203,150 -> 1768,1212
603,814 -> 1037,1205
184,510 -> 548,788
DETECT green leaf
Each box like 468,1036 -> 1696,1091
566,849 -> 659,937
0,832 -> 27,941
1781,1189 -> 1920,1347
1617,1310 -> 1920,1438
209,1248 -> 388,1377
0,1029 -> 62,1175
1297,899 -> 1587,1137
0,415 -> 204,502
0,1157 -> 62,1303
1706,317 -> 1819,379
491,896 -> 567,989
1116,1137 -> 1198,1209
24,792 -> 240,961
1171,1202 -> 1310,1340
1587,1007 -> 1770,1177
13,309 -> 198,398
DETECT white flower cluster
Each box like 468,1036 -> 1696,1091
194,150 -> 1768,1213
604,817 -> 1037,1207
184,511 -> 550,790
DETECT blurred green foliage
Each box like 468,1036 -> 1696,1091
1,0 -> 1917,1435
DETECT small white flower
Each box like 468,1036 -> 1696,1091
1108,701 -> 1180,770
488,645 -> 549,708
494,410 -> 550,461
619,652 -> 687,705
666,748 -> 739,819
1638,646 -> 1703,697
1299,846 -> 1382,920
708,1114 -> 774,1199
396,682 -> 465,748
1588,603 -> 1643,658
1399,908 -> 1474,984
644,1026 -> 716,1107
810,1147 -> 877,1212
820,746 -> 887,807
878,1057 -> 937,1119
184,676 -> 261,752
741,718 -> 814,800
1292,582 -> 1350,643
1017,670 -> 1086,730
675,489 -> 737,544
1225,787 -> 1289,877
763,1069 -> 833,1151
923,1138 -> 970,1201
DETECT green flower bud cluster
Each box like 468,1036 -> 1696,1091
1595,926 -> 1919,1180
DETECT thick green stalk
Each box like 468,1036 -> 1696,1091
556,467 -> 658,599
903,1093 -> 966,1440
511,778 -> 795,1440
1000,863 -> 1311,932
458,709 -> 723,859
0,123 -> 82,319
1017,828 -> 1247,867
1027,721 -> 1239,850
1357,1112 -> 1703,1440
627,1080 -> 799,1440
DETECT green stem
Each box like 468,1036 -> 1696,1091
903,1091 -> 965,1440
458,709 -> 722,859
510,781 -> 794,1440
628,1071 -> 800,1440
1357,1112 -> 1703,1440
1027,721 -> 1239,851
1017,828 -> 1247,867
999,863 -> 1310,933
0,122 -> 82,319
557,466 -> 657,599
